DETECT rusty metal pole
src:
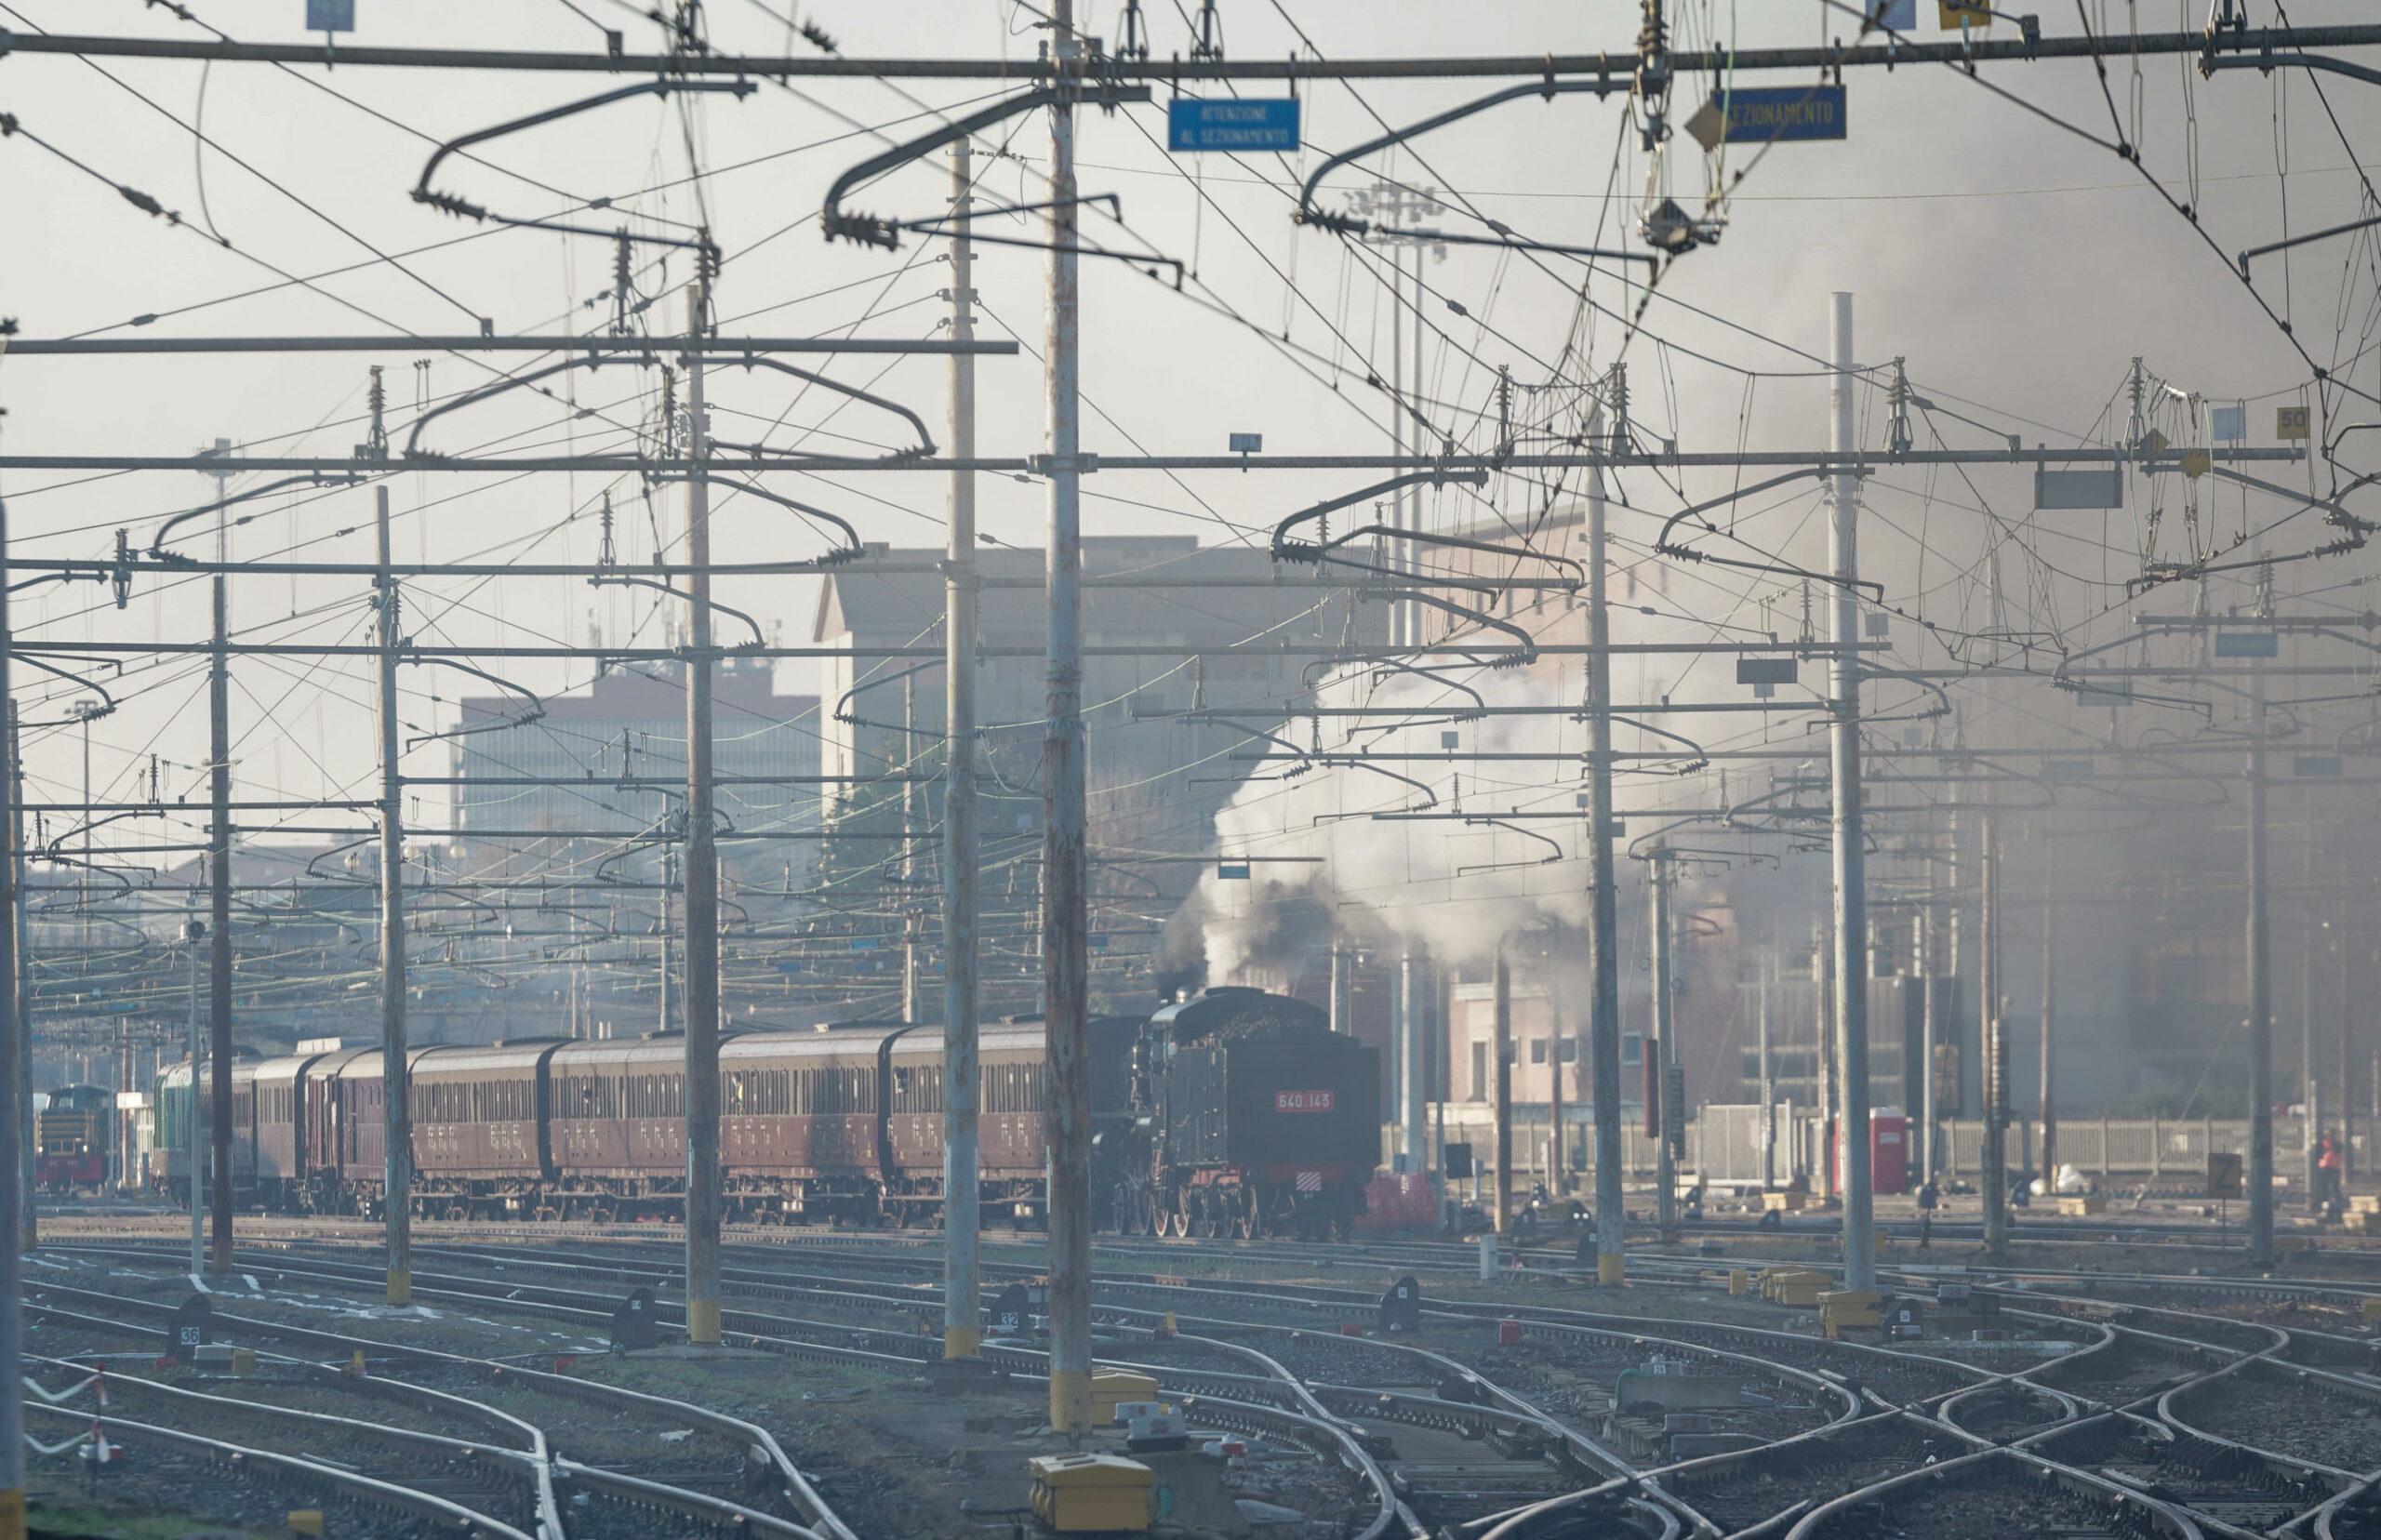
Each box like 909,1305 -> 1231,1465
1491,946 -> 1512,1232
1398,944 -> 1424,1175
2340,844 -> 2356,1183
1548,1001 -> 1565,1197
1584,413 -> 1627,1285
903,670 -> 924,1024
1042,0 -> 1094,1438
2038,843 -> 2055,1193
941,138 -> 985,1361
1980,809 -> 2007,1256
682,266 -> 724,1345
1812,911 -> 1833,1201
2300,834 -> 2321,1214
2246,654 -> 2274,1268
373,410 -> 412,1303
0,497 -> 24,1540
7,710 -> 25,1256
1652,847 -> 1676,1241
206,447 -> 234,1274
1827,292 -> 1875,1293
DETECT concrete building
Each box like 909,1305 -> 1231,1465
450,656 -> 822,894
811,537 -> 1388,1014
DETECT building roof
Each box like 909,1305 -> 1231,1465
455,657 -> 814,727
811,538 -> 1349,645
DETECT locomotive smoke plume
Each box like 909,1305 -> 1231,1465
1189,659 -> 1606,979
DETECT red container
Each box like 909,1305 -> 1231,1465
1497,1320 -> 1523,1346
1870,1109 -> 1909,1195
1828,1109 -> 1911,1196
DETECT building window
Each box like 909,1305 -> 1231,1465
1469,1042 -> 1487,1101
1529,1039 -> 1548,1065
1621,1032 -> 1643,1069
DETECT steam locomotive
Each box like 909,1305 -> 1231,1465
153,987 -> 1381,1240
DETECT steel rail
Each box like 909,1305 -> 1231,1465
23,1350 -> 552,1537
25,1264 -> 855,1540
1779,1443 -> 2209,1540
552,1458 -> 825,1540
216,1236 -> 1812,1536
20,1296 -> 566,1537
19,1401 -> 539,1540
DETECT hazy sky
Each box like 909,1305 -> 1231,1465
4,0 -> 2378,860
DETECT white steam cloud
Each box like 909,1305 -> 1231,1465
1192,657 -> 1615,979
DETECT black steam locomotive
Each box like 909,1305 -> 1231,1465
157,987 -> 1381,1239
1117,988 -> 1381,1240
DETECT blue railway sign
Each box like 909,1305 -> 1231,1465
1168,98 -> 1301,153
1718,85 -> 1847,144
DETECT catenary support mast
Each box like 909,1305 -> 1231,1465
1042,0 -> 1094,1437
372,376 -> 412,1304
2247,606 -> 2275,1267
0,498 -> 25,1540
942,139 -> 984,1361
1585,408 -> 1627,1287
682,272 -> 724,1346
207,445 -> 234,1274
1829,293 -> 1875,1292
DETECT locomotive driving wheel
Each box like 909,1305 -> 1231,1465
1230,1188 -> 1257,1241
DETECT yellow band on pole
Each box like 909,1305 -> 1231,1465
1048,1369 -> 1093,1435
943,1325 -> 982,1360
686,1298 -> 722,1345
1597,1252 -> 1626,1287
0,1487 -> 25,1540
385,1269 -> 411,1307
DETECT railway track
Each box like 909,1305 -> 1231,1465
1782,1446 -> 2210,1539
33,1218 -> 2381,1539
20,1265 -> 852,1540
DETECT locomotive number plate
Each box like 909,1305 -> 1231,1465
1274,1090 -> 1335,1112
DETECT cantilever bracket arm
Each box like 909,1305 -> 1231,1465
1271,469 -> 1490,560
406,356 -> 592,458
589,571 -> 769,652
402,656 -> 548,754
2235,208 -> 2381,278
1382,588 -> 1537,660
150,473 -> 365,559
1310,522 -> 1586,586
820,82 -> 1151,250
412,79 -> 751,256
1607,713 -> 1709,773
1654,465 -> 1885,598
1652,466 -> 1838,555
2202,49 -> 2381,90
1294,77 -> 1651,265
645,471 -> 865,562
2209,465 -> 2381,538
690,352 -> 937,459
897,207 -> 1187,290
1461,816 -> 1565,865
7,655 -> 119,730
406,352 -> 932,464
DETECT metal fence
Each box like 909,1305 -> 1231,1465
1938,1116 -> 2352,1179
1396,1109 -> 2358,1186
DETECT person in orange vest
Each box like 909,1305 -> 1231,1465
2316,1133 -> 2346,1212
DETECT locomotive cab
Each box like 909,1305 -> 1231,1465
1127,988 -> 1381,1241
